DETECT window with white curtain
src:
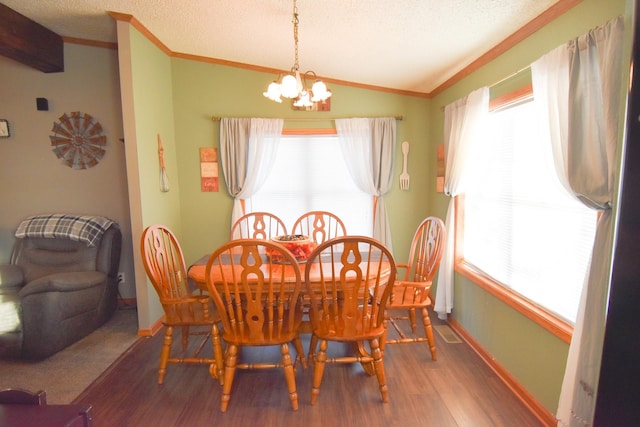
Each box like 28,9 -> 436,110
250,134 -> 373,235
461,97 -> 597,323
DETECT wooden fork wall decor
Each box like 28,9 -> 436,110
399,141 -> 410,190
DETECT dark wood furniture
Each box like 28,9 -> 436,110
0,388 -> 92,427
0,404 -> 93,427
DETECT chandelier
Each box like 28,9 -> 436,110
263,0 -> 332,107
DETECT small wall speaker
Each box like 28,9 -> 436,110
36,98 -> 49,111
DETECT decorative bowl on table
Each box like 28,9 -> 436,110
269,234 -> 317,263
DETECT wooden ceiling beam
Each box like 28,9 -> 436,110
0,3 -> 63,73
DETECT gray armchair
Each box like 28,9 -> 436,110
0,215 -> 122,360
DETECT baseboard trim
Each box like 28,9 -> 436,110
114,298 -> 164,337
447,316 -> 557,426
138,316 -> 165,337
117,297 -> 137,308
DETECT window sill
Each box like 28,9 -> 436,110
455,260 -> 573,344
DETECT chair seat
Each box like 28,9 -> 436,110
384,283 -> 432,309
311,307 -> 386,341
162,304 -> 220,326
163,299 -> 218,326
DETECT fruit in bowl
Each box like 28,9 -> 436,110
269,234 -> 317,263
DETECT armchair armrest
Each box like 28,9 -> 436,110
0,265 -> 24,289
395,279 -> 432,290
19,271 -> 106,298
396,263 -> 410,281
388,279 -> 433,306
163,296 -> 216,322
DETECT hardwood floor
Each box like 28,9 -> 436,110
74,310 -> 545,426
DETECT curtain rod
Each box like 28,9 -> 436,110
490,65 -> 531,88
211,115 -> 403,122
439,65 -> 532,112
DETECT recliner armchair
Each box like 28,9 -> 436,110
0,214 -> 122,360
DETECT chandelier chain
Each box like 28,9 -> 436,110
262,0 -> 331,105
292,0 -> 299,71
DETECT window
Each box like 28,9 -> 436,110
250,134 -> 373,235
459,96 -> 597,326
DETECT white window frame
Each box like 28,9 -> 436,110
249,132 -> 373,236
454,87 -> 597,343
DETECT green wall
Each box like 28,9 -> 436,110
130,30 -> 182,229
170,60 -> 433,266
428,0 -> 630,413
119,24 -> 185,328
122,25 -> 436,329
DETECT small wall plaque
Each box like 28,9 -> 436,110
200,147 -> 219,192
0,119 -> 9,137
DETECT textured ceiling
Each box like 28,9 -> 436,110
3,0 -> 562,94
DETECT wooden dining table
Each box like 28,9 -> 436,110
187,253 -> 391,294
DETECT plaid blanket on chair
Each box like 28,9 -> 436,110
15,214 -> 115,247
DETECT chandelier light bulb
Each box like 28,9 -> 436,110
293,90 -> 313,108
263,81 -> 283,102
280,74 -> 299,98
311,80 -> 332,102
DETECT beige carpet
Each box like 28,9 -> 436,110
0,307 -> 139,404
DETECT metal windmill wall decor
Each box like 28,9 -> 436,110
49,111 -> 106,169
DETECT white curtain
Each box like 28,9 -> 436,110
336,117 -> 396,250
219,118 -> 284,227
433,87 -> 490,319
531,16 -> 624,426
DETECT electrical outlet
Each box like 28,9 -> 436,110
117,272 -> 125,284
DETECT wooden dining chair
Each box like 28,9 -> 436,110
205,239 -> 306,412
380,216 -> 445,360
305,236 -> 397,405
230,212 -> 287,240
291,211 -> 347,244
140,225 -> 224,385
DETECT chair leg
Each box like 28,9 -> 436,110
221,344 -> 238,413
280,343 -> 299,411
310,339 -> 328,405
158,326 -> 173,384
292,336 -> 307,369
370,338 -> 389,403
307,334 -> 318,366
380,313 -> 389,353
210,323 -> 225,385
421,307 -> 437,360
409,308 -> 417,333
181,326 -> 189,351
